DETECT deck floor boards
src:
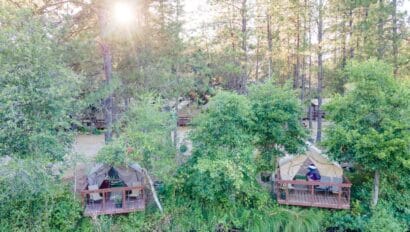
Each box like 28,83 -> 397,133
84,198 -> 145,216
278,189 -> 349,209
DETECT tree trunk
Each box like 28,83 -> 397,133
98,7 -> 113,143
392,0 -> 398,77
239,0 -> 248,93
294,8 -> 300,90
377,0 -> 384,59
142,168 -> 163,213
348,7 -> 354,58
174,96 -> 179,148
316,0 -> 323,143
308,105 -> 313,129
341,9 -> 347,68
372,170 -> 380,207
255,36 -> 260,81
267,11 -> 273,79
308,1 -> 312,129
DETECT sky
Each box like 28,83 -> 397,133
183,0 -> 410,33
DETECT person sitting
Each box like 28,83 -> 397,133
306,164 -> 321,181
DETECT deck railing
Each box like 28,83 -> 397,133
81,185 -> 145,216
274,175 -> 352,209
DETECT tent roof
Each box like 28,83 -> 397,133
278,144 -> 343,180
87,163 -> 145,188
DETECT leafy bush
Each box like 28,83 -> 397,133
96,94 -> 176,180
248,82 -> 307,172
0,9 -> 82,161
165,91 -> 323,231
0,160 -> 83,231
365,206 -> 407,232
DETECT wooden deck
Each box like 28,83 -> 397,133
84,198 -> 145,216
274,176 -> 351,209
81,185 -> 146,216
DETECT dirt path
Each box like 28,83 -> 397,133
73,134 -> 105,158
64,134 -> 105,192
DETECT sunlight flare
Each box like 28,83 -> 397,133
113,2 -> 134,24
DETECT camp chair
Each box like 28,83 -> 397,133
127,182 -> 142,200
88,184 -> 103,208
315,176 -> 332,193
331,177 -> 343,193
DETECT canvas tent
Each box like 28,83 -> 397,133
278,144 -> 343,181
87,163 -> 145,188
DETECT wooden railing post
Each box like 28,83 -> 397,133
285,184 -> 289,203
122,189 -> 126,209
81,192 -> 85,207
102,192 -> 106,210
311,183 -> 314,205
337,186 -> 342,208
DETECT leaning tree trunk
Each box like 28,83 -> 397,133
142,168 -> 163,213
372,170 -> 380,207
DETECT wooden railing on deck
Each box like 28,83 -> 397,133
274,175 -> 352,209
81,185 -> 145,216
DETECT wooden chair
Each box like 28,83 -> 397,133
127,182 -> 142,201
88,184 -> 103,208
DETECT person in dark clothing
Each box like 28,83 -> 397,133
306,164 -> 321,181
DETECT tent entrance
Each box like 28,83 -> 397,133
108,167 -> 126,187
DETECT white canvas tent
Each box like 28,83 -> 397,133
85,163 -> 164,213
87,163 -> 145,188
278,144 -> 343,181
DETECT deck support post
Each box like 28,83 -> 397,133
337,188 -> 341,208
310,184 -> 314,205
122,189 -> 126,209
102,192 -> 106,210
285,185 -> 289,203
81,192 -> 85,207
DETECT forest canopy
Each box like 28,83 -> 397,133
0,0 -> 409,231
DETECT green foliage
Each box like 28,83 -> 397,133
322,210 -> 366,232
190,91 -> 254,154
324,59 -> 410,227
365,206 -> 407,232
248,81 -> 308,170
117,211 -> 168,232
165,91 -> 323,231
0,160 -> 82,231
324,59 -> 410,172
0,9 -> 82,161
97,94 -> 176,179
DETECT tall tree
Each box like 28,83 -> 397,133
324,60 -> 410,207
391,0 -> 398,77
0,8 -> 81,161
97,3 -> 114,143
316,0 -> 324,142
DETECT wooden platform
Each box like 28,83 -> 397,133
81,185 -> 146,216
274,173 -> 351,209
276,189 -> 350,209
84,198 -> 145,216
